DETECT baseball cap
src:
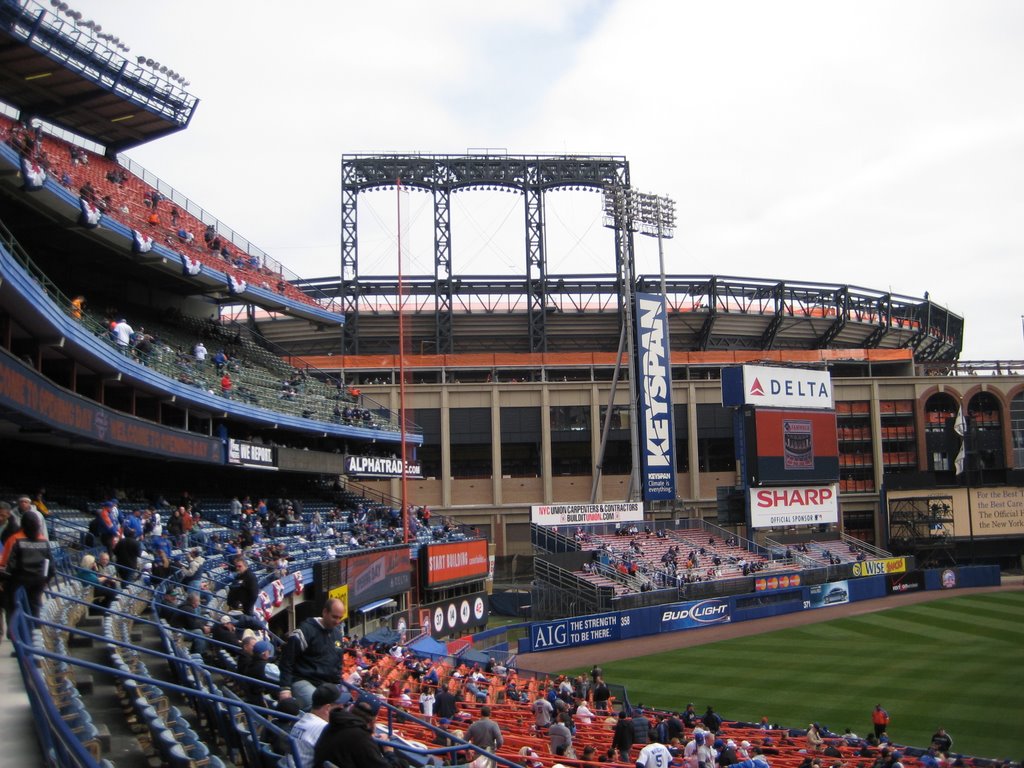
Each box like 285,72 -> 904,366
219,613 -> 233,624
311,684 -> 346,709
353,694 -> 380,719
254,641 -> 273,656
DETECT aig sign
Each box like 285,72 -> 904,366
723,364 -> 833,410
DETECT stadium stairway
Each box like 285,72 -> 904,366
67,608 -> 152,767
0,642 -> 45,763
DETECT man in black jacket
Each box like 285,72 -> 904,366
612,710 -> 634,763
434,684 -> 458,721
226,556 -> 259,615
278,598 -> 346,711
313,698 -> 389,768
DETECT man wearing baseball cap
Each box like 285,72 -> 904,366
313,694 -> 388,768
289,683 -> 349,768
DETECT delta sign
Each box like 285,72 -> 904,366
723,365 -> 833,411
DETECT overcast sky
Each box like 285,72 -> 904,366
65,0 -> 1024,360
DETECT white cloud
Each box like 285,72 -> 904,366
65,0 -> 1024,358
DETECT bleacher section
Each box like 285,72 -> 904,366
12,555 -> 978,768
0,196 -> 404,433
0,113 -> 323,312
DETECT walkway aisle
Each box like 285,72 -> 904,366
0,648 -> 45,766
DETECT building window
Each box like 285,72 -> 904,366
500,407 -> 541,477
450,408 -> 492,478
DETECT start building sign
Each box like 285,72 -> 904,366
748,483 -> 839,528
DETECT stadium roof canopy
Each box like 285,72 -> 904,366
0,0 -> 197,152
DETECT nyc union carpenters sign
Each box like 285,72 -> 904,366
531,502 -> 644,527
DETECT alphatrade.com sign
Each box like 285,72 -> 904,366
531,502 -> 644,527
852,557 -> 907,577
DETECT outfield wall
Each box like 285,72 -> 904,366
517,564 -> 999,653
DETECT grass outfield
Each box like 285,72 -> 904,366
562,591 -> 1024,761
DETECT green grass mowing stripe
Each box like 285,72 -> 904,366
561,592 -> 1024,760
896,612 -> 1023,641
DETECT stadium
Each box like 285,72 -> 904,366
0,2 -> 1021,767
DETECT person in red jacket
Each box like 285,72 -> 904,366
872,704 -> 890,738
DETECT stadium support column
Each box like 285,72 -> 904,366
524,166 -> 547,354
602,185 -> 642,502
341,170 -> 360,355
434,182 -> 454,355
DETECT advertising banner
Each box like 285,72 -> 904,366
327,584 -> 349,621
527,597 -> 732,652
345,454 -> 422,478
227,439 -> 277,470
346,549 -> 412,608
887,570 -> 925,594
851,557 -> 907,577
723,364 -> 833,410
530,502 -> 644,527
809,580 -> 850,608
423,540 -> 490,587
749,409 -> 839,484
939,568 -> 958,589
754,574 -> 802,591
748,484 -> 839,528
529,611 -> 624,651
656,598 -> 732,631
634,293 -> 677,501
422,592 -> 489,637
0,351 -> 222,463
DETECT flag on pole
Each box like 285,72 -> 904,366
953,406 -> 966,475
953,406 -> 966,437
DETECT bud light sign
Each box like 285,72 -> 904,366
635,293 -> 676,502
659,598 -> 731,630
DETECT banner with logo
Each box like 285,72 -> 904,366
748,409 -> 839,484
529,610 -> 625,652
530,502 -> 644,527
346,549 -> 412,608
227,438 -> 277,470
345,454 -> 422,478
723,364 -> 833,410
423,540 -> 489,587
887,570 -> 924,594
939,568 -> 958,589
809,579 -> 850,608
851,557 -> 907,577
634,293 -> 677,501
748,483 -> 839,528
755,574 -> 802,591
526,597 -> 732,652
326,584 -> 349,621
656,598 -> 732,631
420,592 -> 489,637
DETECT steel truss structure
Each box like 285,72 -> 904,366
340,154 -> 630,355
298,270 -> 963,360
323,153 -> 963,360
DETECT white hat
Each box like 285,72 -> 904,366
741,741 -> 751,749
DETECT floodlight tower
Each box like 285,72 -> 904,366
599,186 -> 677,503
